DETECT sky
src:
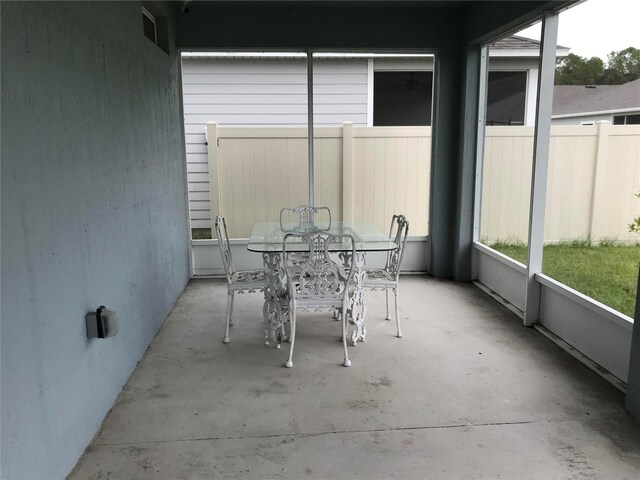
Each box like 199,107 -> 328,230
517,0 -> 640,61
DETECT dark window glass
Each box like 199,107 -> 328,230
143,12 -> 156,44
624,114 -> 640,125
373,72 -> 433,126
613,115 -> 625,125
486,71 -> 527,126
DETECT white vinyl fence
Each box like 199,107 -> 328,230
480,123 -> 640,244
204,123 -> 431,238
188,123 -> 639,243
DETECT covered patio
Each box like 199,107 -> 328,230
2,1 -> 640,479
68,277 -> 640,478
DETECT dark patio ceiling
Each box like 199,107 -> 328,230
174,0 -> 578,50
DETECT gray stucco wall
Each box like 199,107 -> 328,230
1,2 -> 190,478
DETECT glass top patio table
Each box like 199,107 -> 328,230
247,221 -> 396,253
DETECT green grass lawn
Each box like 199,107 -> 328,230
192,228 -> 213,240
490,241 -> 640,318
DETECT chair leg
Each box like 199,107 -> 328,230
279,320 -> 287,344
394,287 -> 402,338
385,290 -> 391,320
223,291 -> 234,344
285,307 -> 296,368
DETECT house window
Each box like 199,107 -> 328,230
486,71 -> 527,126
373,71 -> 433,126
142,7 -> 157,45
613,114 -> 640,125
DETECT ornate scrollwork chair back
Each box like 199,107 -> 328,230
283,232 -> 356,368
215,215 -> 267,344
386,214 -> 410,279
363,214 -> 409,338
215,215 -> 235,283
279,206 -> 332,275
279,205 -> 332,233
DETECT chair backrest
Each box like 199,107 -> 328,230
283,232 -> 355,302
214,215 -> 235,282
386,214 -> 410,279
279,205 -> 332,233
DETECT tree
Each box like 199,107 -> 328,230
555,47 -> 640,85
601,47 -> 640,84
555,53 -> 604,84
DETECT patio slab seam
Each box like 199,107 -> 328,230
90,416 -> 614,447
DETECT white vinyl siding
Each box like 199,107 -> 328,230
182,58 -> 368,229
182,58 -> 368,125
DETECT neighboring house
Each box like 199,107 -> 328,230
182,36 -> 568,128
552,78 -> 640,125
485,35 -> 569,126
182,35 -> 569,229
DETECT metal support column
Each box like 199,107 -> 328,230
307,50 -> 315,205
524,11 -> 558,326
473,45 -> 490,244
625,268 -> 640,416
453,45 -> 485,280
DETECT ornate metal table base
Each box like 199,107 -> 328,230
339,251 -> 368,346
262,252 -> 288,347
263,251 -> 369,348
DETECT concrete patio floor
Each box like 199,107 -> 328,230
69,276 -> 640,479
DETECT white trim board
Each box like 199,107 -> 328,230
552,107 -> 640,119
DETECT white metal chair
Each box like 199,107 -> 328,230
279,205 -> 332,233
215,215 -> 266,344
279,206 -> 332,276
363,214 -> 409,338
283,232 -> 356,368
